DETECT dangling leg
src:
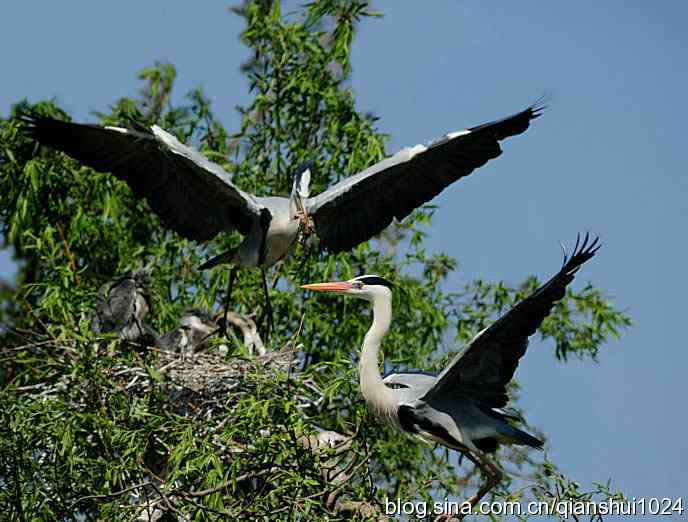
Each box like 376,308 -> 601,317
219,266 -> 237,340
257,269 -> 274,343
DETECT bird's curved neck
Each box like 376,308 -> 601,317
359,292 -> 397,418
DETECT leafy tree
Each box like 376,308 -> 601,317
0,1 -> 630,520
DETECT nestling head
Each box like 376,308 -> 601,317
301,274 -> 393,302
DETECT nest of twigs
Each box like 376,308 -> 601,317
107,345 -> 298,418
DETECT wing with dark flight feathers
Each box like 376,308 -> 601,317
422,233 -> 601,408
306,103 -> 544,253
20,114 -> 265,241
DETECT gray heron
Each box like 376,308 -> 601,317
92,269 -> 157,344
21,102 -> 543,339
302,233 -> 600,513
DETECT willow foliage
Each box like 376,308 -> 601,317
0,1 -> 630,520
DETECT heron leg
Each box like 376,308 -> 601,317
220,266 -> 237,340
433,451 -> 502,522
132,317 -> 147,347
256,269 -> 274,343
459,451 -> 502,519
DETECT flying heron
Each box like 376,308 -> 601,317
302,233 -> 600,514
21,102 -> 543,339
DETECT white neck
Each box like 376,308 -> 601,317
359,290 -> 397,418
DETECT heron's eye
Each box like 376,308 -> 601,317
352,281 -> 364,290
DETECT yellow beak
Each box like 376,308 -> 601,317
300,281 -> 353,293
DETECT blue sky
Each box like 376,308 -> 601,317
2,1 -> 686,517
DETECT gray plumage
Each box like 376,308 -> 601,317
306,104 -> 544,253
156,309 -> 218,355
302,233 -> 600,509
92,269 -> 157,343
20,103 -> 543,268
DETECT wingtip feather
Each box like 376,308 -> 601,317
529,93 -> 550,117
560,232 -> 601,274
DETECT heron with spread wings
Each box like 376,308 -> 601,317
302,234 -> 600,514
21,103 -> 543,339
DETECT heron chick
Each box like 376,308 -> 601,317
302,233 -> 600,514
92,269 -> 157,345
156,309 -> 218,356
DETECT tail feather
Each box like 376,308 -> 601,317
198,249 -> 235,270
499,423 -> 543,450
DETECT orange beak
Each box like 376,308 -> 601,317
301,281 -> 353,293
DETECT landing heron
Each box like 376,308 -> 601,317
302,233 -> 600,514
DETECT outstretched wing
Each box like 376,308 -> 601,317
422,233 -> 601,408
306,104 -> 544,253
20,114 -> 264,240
